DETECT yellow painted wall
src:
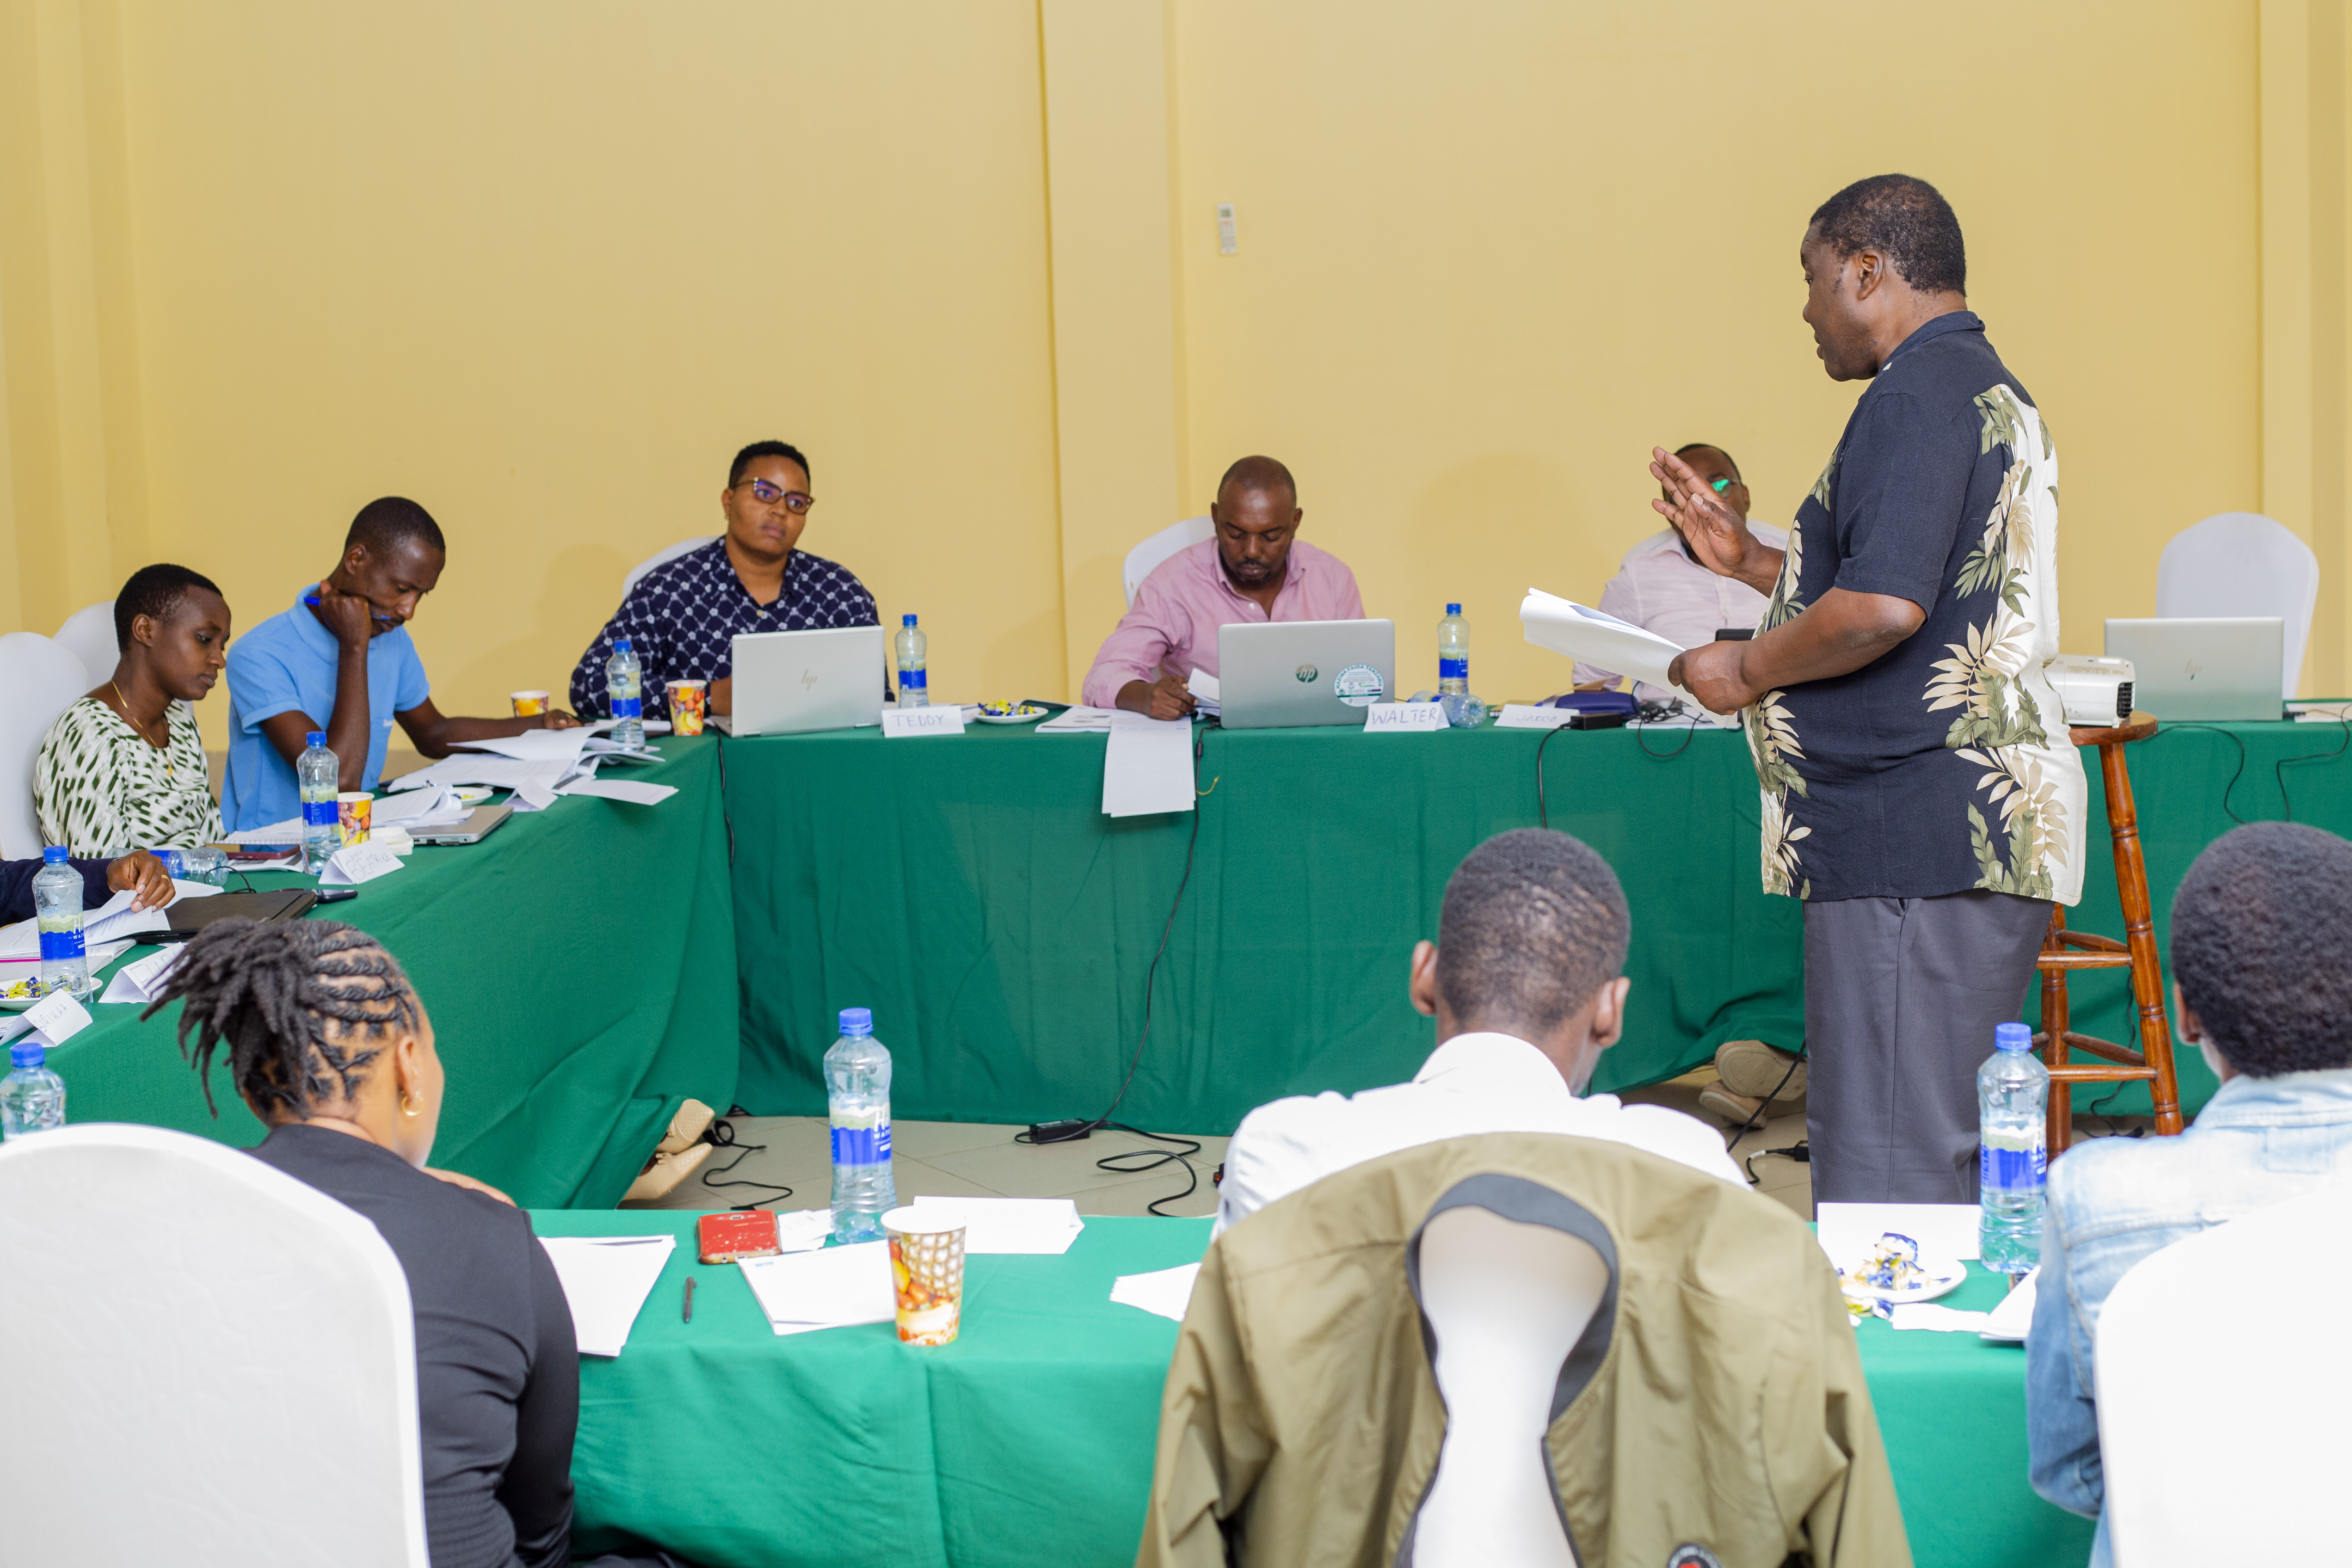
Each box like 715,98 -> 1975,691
5,0 -> 2343,722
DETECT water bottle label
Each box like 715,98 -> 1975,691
611,695 -> 642,719
303,800 -> 339,826
1980,1141 -> 2047,1192
899,668 -> 927,691
38,928 -> 85,962
1439,656 -> 1468,680
830,1119 -> 893,1165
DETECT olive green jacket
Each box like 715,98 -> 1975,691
1136,1133 -> 1911,1568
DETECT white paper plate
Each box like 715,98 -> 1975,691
974,704 -> 1048,725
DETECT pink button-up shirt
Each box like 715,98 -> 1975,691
1573,523 -> 1787,696
1081,538 -> 1366,708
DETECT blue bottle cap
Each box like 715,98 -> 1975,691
306,730 -> 326,746
1994,1022 -> 2033,1052
10,1041 -> 43,1069
40,846 -> 67,864
903,614 -> 917,627
1446,603 -> 1461,615
614,638 -> 633,653
838,1007 -> 873,1036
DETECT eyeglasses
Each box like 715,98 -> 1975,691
734,478 -> 815,513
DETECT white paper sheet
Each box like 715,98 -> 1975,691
738,1241 -> 895,1336
1037,705 -> 1117,734
1110,1261 -> 1200,1322
1493,702 -> 1577,730
1185,669 -> 1222,718
1890,1303 -> 1995,1333
320,841 -> 403,886
772,1210 -> 835,1253
555,779 -> 677,806
909,1195 -> 1085,1255
1816,1202 -> 1982,1266
100,945 -> 188,1004
1981,1266 -> 2037,1341
450,728 -> 591,765
387,756 -> 577,794
1102,712 -> 1195,817
372,784 -> 472,829
538,1234 -> 677,1357
1520,587 -> 1737,727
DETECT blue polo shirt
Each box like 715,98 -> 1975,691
222,586 -> 431,830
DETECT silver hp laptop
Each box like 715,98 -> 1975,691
1218,620 -> 1397,729
2104,617 -> 2284,722
730,625 -> 887,736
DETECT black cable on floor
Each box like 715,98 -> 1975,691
1095,1123 -> 1206,1217
1722,1049 -> 1806,1171
696,1115 -> 794,1210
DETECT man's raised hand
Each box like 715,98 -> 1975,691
1650,447 -> 1777,591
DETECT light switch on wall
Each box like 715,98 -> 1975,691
1216,202 -> 1238,255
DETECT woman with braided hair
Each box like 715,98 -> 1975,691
149,919 -> 694,1568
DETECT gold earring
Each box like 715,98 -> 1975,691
400,1091 -> 419,1117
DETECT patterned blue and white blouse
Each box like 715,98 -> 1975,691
569,539 -> 878,719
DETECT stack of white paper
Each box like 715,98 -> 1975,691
1185,670 -> 1222,719
1519,587 -> 1737,727
538,1234 -> 677,1356
1109,1261 -> 1200,1322
1037,706 -> 1117,734
738,1241 -> 895,1336
911,1195 -> 1085,1255
450,728 -> 591,766
372,783 -> 472,830
388,756 -> 577,796
1102,712 -> 1194,817
228,817 -> 304,845
0,881 -> 219,958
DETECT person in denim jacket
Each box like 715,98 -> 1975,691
2027,821 -> 2352,1564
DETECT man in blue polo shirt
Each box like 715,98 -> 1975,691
222,497 -> 578,831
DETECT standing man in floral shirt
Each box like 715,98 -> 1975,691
1658,173 -> 2086,1204
571,440 -> 879,721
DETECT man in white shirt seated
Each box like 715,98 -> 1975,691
1574,443 -> 1789,698
1213,829 -> 1742,1236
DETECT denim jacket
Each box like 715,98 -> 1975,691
2026,1066 -> 2352,1565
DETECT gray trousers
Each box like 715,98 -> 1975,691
1802,889 -> 2054,1205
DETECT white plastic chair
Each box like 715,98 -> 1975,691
2153,513 -> 2320,698
52,599 -> 119,686
1122,515 -> 1215,607
2095,1182 -> 2352,1566
0,631 -> 95,858
623,535 -> 720,596
0,1123 -> 429,1567
1412,1203 -> 1608,1566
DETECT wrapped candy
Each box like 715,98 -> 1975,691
1841,1231 -> 1927,1296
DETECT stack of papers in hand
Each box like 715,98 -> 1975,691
911,1195 -> 1085,1254
738,1241 -> 894,1336
0,881 -> 219,958
1185,670 -> 1222,719
538,1234 -> 676,1356
1037,706 -> 1117,733
1109,1262 -> 1200,1322
1519,587 -> 1737,728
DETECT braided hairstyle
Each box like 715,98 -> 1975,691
144,919 -> 423,1118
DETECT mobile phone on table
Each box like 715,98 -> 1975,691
314,887 -> 360,904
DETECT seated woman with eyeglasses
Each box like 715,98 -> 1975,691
151,919 -> 695,1568
566,439 -> 879,722
35,563 -> 232,855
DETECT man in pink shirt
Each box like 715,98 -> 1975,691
1082,455 -> 1365,717
1575,443 -> 1787,698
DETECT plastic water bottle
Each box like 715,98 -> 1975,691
1978,1021 -> 2050,1272
1435,603 -> 1487,728
607,638 -> 644,749
825,1007 -> 896,1243
0,1041 -> 65,1139
894,615 -> 928,708
33,848 -> 88,1000
298,730 -> 339,869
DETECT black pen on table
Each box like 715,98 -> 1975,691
683,1275 -> 696,1323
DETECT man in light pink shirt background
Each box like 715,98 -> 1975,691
1574,443 -> 1787,699
1081,455 -> 1365,717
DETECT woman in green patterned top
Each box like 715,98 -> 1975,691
35,564 -> 233,855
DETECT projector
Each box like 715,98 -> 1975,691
2046,654 -> 2135,725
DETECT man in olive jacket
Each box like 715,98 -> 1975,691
1137,1131 -> 1910,1568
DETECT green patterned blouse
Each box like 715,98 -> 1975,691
35,695 -> 226,855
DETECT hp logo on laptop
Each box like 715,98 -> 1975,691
1294,664 -> 1318,683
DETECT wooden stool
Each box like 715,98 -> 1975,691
2034,712 -> 2185,1155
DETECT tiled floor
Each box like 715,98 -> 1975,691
629,1115 -> 1230,1219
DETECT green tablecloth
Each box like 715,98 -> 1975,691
36,736 -> 739,1209
545,1209 -> 2093,1568
723,717 -> 2352,1133
726,722 -> 1805,1133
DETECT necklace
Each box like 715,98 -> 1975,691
108,681 -> 175,780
